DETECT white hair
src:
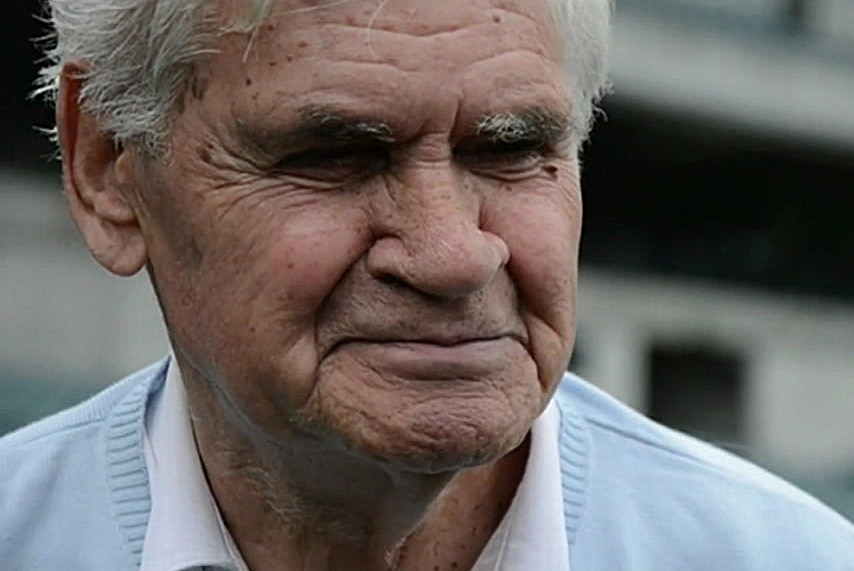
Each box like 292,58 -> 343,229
36,0 -> 612,155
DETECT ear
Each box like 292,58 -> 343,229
57,63 -> 148,277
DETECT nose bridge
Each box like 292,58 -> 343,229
407,165 -> 477,245
370,163 -> 509,298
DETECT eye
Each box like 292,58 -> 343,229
273,144 -> 389,183
454,139 -> 547,179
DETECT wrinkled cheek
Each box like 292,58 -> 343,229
230,333 -> 323,439
524,308 -> 574,397
187,236 -> 370,424
531,251 -> 578,390
493,194 -> 580,393
177,293 -> 324,441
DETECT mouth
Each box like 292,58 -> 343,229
325,335 -> 526,381
326,331 -> 526,355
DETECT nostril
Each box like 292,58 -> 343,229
366,237 -> 407,281
377,274 -> 405,288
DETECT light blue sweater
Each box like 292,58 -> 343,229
1,359 -> 852,570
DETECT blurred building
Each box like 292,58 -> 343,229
2,0 -> 853,515
575,0 -> 854,515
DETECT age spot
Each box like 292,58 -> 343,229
189,74 -> 208,101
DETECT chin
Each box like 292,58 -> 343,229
302,352 -> 544,474
343,402 -> 535,475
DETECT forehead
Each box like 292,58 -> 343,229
199,0 -> 569,138
225,0 -> 562,47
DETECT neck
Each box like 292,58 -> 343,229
186,383 -> 529,571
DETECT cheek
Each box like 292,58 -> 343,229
191,194 -> 370,312
492,182 -> 581,305
485,181 -> 581,387
209,212 -> 370,365
155,192 -> 373,410
250,209 -> 373,313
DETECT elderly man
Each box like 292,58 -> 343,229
2,0 -> 853,569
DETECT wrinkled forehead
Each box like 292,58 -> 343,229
193,0 -> 571,140
215,0 -> 562,53
217,0 -> 555,33
206,0 -> 567,94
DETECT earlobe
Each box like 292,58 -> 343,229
57,63 -> 148,277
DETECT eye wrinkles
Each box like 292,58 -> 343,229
455,108 -> 574,178
236,104 -> 573,184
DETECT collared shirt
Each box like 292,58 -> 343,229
141,358 -> 248,571
9,358 -> 854,570
141,358 -> 570,571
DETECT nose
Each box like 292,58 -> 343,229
366,168 -> 510,299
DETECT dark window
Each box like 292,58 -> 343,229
647,342 -> 746,453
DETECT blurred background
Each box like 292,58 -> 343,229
2,0 -> 853,519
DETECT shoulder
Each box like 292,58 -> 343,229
555,373 -> 854,571
0,359 -> 168,571
1,359 -> 165,448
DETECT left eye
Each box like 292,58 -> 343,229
454,140 -> 547,176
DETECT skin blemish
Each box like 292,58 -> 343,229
189,74 -> 208,101
245,77 -> 253,86
187,237 -> 203,265
297,40 -> 308,48
493,14 -> 501,23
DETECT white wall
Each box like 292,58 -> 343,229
612,2 -> 854,150
0,172 -> 168,385
657,0 -> 779,20
815,0 -> 854,41
577,269 -> 854,475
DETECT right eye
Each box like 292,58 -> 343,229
273,145 -> 390,183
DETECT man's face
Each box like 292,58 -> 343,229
135,0 -> 581,472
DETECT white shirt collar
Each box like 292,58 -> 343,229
141,358 -> 248,571
142,357 -> 570,571
472,395 -> 570,571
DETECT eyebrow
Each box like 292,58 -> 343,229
236,105 -> 572,160
296,107 -> 397,144
236,105 -> 397,159
474,108 -> 573,147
